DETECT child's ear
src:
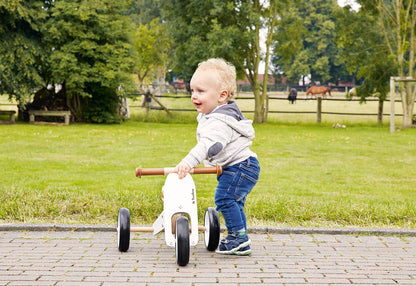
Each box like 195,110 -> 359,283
219,90 -> 228,103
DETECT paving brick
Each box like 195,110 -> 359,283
0,230 -> 415,285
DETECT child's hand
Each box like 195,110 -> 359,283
174,162 -> 191,179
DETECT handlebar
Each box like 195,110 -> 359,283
135,164 -> 222,178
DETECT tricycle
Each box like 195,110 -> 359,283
117,165 -> 222,266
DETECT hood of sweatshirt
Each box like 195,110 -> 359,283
199,101 -> 255,139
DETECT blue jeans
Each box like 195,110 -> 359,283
215,157 -> 260,232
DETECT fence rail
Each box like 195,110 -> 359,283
129,93 -> 405,122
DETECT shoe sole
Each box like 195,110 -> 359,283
233,248 -> 252,256
216,239 -> 251,255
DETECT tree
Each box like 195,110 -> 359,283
41,0 -> 136,122
272,1 -> 307,83
125,0 -> 163,26
163,0 -> 279,123
258,1 -> 279,122
273,0 -> 348,85
1,0 -> 136,123
125,0 -> 172,92
132,18 -> 172,90
0,0 -> 47,117
369,0 -> 416,128
335,4 -> 396,124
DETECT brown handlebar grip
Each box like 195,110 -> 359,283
190,165 -> 222,176
135,168 -> 167,178
135,165 -> 222,178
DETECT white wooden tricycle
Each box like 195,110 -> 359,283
117,165 -> 222,266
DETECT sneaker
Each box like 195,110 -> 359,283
233,244 -> 252,256
216,232 -> 251,255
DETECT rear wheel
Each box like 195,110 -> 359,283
204,207 -> 220,251
175,216 -> 190,266
117,208 -> 130,252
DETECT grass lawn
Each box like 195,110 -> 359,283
1,114 -> 415,229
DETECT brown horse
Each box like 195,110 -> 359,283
306,86 -> 332,99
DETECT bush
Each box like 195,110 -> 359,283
81,84 -> 124,124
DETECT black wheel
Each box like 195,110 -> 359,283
117,208 -> 130,252
204,207 -> 220,251
175,216 -> 190,266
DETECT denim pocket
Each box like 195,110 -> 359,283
234,161 -> 259,202
240,162 -> 260,180
219,170 -> 237,187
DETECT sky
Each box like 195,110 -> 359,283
337,0 -> 361,11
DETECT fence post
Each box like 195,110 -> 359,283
390,77 -> 395,133
316,96 -> 322,123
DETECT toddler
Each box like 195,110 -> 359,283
174,58 -> 260,255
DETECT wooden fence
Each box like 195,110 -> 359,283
129,94 -> 405,124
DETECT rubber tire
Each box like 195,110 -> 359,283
175,216 -> 190,266
204,207 -> 220,251
117,208 -> 130,252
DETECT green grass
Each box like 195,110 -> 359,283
1,118 -> 415,229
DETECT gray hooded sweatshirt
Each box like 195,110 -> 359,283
182,101 -> 257,168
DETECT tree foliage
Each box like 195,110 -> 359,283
132,18 -> 172,89
0,0 -> 46,108
124,0 -> 172,91
163,0 -> 278,123
274,0 -> 348,85
42,0 -> 135,117
163,0 -> 239,79
1,0 -> 136,123
349,0 -> 416,128
335,4 -> 396,124
373,0 -> 416,128
125,0 -> 163,26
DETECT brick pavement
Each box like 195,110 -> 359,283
0,229 -> 415,285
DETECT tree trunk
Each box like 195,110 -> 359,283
377,99 -> 383,124
137,70 -> 149,90
253,75 -> 265,124
259,1 -> 278,123
17,104 -> 25,121
252,23 -> 264,123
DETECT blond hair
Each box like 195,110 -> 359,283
195,58 -> 237,100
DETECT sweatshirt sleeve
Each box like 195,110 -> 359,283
181,118 -> 231,168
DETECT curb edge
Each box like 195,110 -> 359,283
1,223 -> 415,236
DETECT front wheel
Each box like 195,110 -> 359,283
204,207 -> 220,251
117,208 -> 130,252
175,216 -> 190,266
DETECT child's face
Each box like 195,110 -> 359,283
190,69 -> 227,114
